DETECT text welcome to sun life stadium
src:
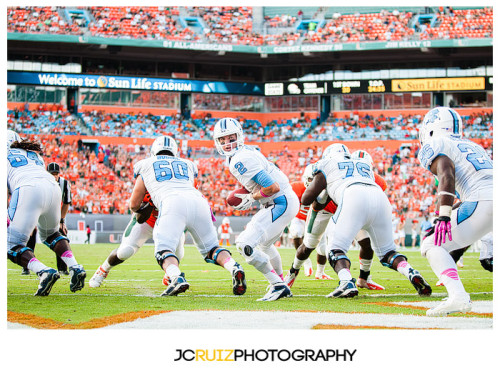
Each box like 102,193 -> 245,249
174,348 -> 357,362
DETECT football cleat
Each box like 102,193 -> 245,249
326,278 -> 359,298
284,267 -> 300,288
408,268 -> 432,296
58,269 -> 70,276
426,293 -> 472,317
69,264 -> 86,292
356,275 -> 385,290
303,258 -> 313,277
315,272 -> 333,280
21,267 -> 30,275
89,267 -> 108,288
34,268 -> 60,296
161,273 -> 189,296
162,274 -> 171,286
232,263 -> 247,295
257,283 -> 292,302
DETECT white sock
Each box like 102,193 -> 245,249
27,258 -> 49,274
337,268 -> 352,281
426,247 -> 467,296
222,257 -> 236,272
316,262 -> 326,275
292,257 -> 306,270
396,260 -> 412,278
359,258 -> 372,273
60,250 -> 78,268
265,245 -> 283,277
101,259 -> 113,273
264,270 -> 284,285
165,264 -> 181,279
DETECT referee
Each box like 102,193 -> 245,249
47,162 -> 72,275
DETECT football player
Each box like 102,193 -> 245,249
88,192 -> 185,288
7,130 -> 86,296
418,107 -> 492,316
288,164 -> 331,279
213,118 -> 299,301
130,136 -> 246,296
302,144 -> 431,298
285,147 -> 385,290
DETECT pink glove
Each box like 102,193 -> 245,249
434,216 -> 452,246
210,207 -> 216,222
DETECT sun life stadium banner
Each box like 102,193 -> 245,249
7,71 -> 264,95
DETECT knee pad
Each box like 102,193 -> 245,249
236,242 -> 254,258
8,245 -> 32,265
116,245 -> 136,261
237,243 -> 268,270
328,249 -> 350,269
155,250 -> 179,267
43,232 -> 69,250
381,251 -> 406,268
205,246 -> 231,264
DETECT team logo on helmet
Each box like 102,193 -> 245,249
419,107 -> 463,146
213,118 -> 244,156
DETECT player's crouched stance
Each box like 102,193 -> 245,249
302,146 -> 431,298
7,131 -> 86,296
418,107 -> 492,316
214,118 -> 299,301
129,136 -> 246,296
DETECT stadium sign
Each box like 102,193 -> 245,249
8,33 -> 492,54
265,77 -> 489,95
7,72 -> 264,95
391,77 -> 486,92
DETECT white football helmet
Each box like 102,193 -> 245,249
222,217 -> 230,225
151,136 -> 178,156
419,107 -> 463,146
352,150 -> 373,166
302,163 -> 314,188
7,129 -> 21,149
322,143 -> 350,160
213,118 -> 244,156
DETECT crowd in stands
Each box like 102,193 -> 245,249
8,104 -> 82,135
23,135 -> 492,225
79,110 -> 200,138
8,105 -> 493,144
7,6 -> 493,44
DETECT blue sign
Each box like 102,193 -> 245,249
7,71 -> 264,95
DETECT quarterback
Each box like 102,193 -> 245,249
214,118 -> 299,301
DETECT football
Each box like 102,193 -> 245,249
226,187 -> 250,207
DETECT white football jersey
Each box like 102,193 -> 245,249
7,148 -> 55,192
313,155 -> 377,205
134,155 -> 201,208
228,146 -> 292,204
418,136 -> 493,201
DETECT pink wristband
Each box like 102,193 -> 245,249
260,189 -> 270,198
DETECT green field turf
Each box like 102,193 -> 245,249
7,244 -> 493,325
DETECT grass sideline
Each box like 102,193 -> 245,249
7,244 -> 493,325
